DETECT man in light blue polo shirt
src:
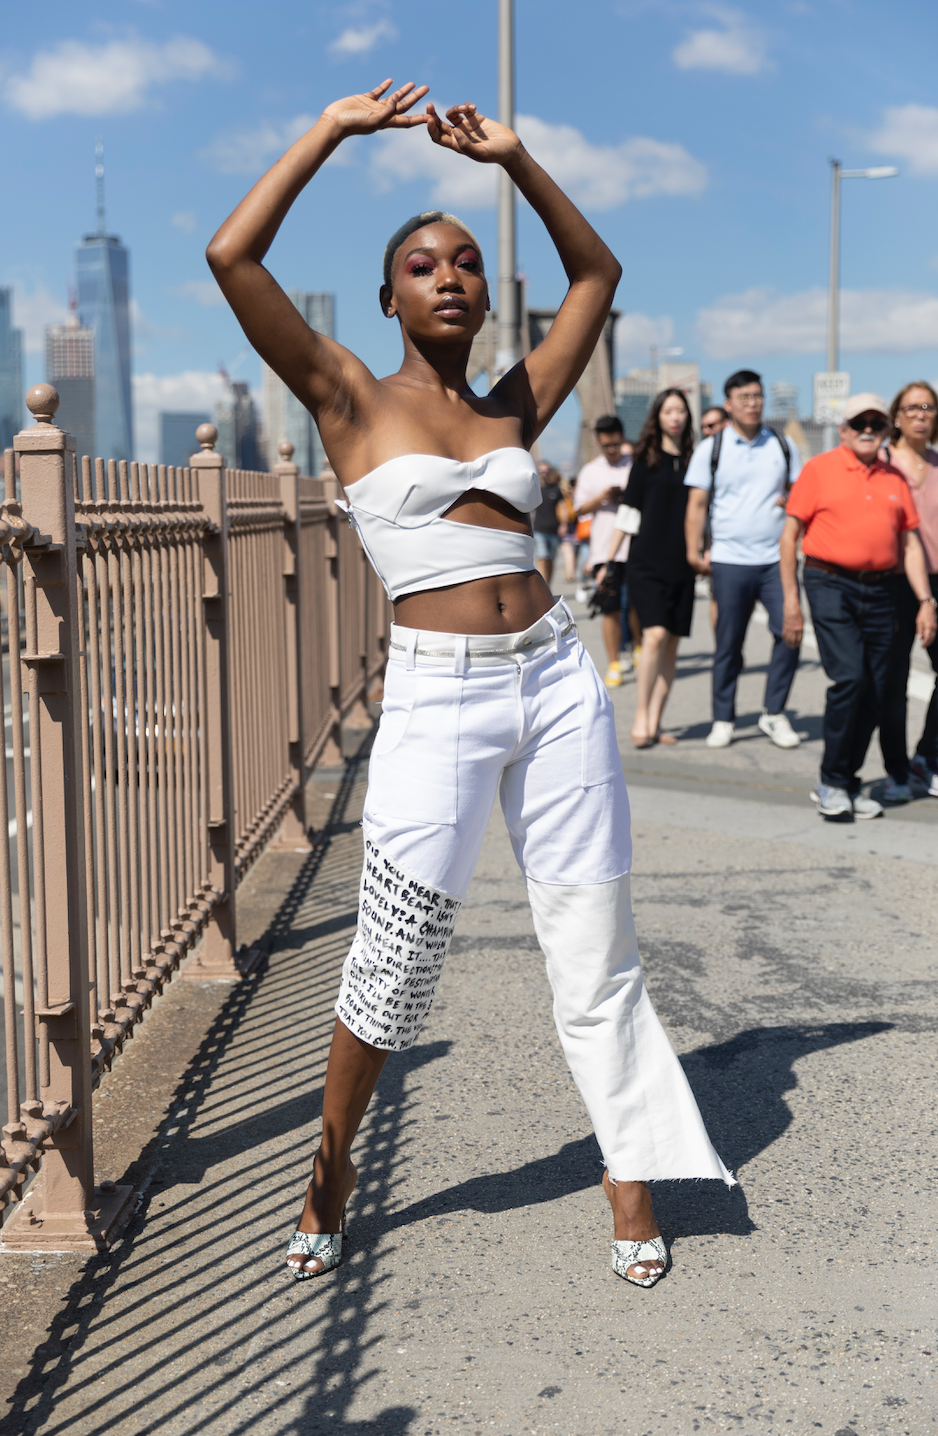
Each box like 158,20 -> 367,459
685,369 -> 802,749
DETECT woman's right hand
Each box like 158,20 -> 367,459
323,79 -> 429,138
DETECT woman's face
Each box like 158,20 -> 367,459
895,386 -> 937,446
659,395 -> 688,437
380,223 -> 488,344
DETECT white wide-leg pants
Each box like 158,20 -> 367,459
336,600 -> 733,1185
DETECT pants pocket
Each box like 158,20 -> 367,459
366,667 -> 461,825
577,649 -> 623,788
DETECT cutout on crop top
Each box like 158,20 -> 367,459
335,448 -> 542,601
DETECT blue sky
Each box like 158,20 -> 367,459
3,0 -> 938,465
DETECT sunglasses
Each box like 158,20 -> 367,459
846,416 -> 889,434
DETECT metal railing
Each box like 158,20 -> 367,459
0,388 -> 387,1249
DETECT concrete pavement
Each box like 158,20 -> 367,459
0,588 -> 935,1436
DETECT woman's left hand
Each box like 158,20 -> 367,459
426,103 -> 523,165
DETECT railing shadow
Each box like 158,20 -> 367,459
0,748 -> 431,1436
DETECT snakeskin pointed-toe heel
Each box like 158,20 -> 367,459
286,1210 -> 347,1281
611,1235 -> 669,1288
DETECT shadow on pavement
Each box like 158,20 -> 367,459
376,1020 -> 891,1250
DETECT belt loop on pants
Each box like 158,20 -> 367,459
405,630 -> 418,670
453,634 -> 468,676
545,612 -> 563,653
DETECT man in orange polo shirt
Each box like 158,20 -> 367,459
780,393 -> 937,819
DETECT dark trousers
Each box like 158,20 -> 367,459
856,572 -> 938,779
804,569 -> 895,791
710,561 -> 800,721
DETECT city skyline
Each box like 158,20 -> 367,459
3,2 -> 938,467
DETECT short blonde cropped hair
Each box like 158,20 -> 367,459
382,211 -> 484,290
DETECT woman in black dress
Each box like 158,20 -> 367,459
601,389 -> 696,747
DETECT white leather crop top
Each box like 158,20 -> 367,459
335,447 -> 540,600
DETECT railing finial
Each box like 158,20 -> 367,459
26,384 -> 60,426
278,440 -> 294,461
196,422 -> 218,452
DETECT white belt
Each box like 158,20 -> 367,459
388,602 -> 576,671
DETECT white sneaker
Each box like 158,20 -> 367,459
811,784 -> 853,818
851,792 -> 884,820
758,711 -> 800,749
574,584 -> 592,605
705,721 -> 734,749
619,649 -> 634,675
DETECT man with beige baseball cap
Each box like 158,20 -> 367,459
779,393 -> 937,819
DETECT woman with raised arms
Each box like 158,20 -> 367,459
207,79 -> 733,1289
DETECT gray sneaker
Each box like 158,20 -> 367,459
851,792 -> 884,820
811,784 -> 852,818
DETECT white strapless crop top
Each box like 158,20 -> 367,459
335,448 -> 540,600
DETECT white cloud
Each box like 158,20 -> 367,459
133,371 -> 227,464
328,20 -> 398,57
615,313 -> 676,367
199,113 -> 329,174
696,285 -> 938,359
673,7 -> 769,76
5,280 -> 68,356
4,36 -> 233,121
172,211 -> 197,234
869,104 -> 938,176
370,112 -> 707,210
169,280 -> 225,307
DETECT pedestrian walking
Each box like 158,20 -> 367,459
208,78 -> 732,1290
556,477 -> 581,584
857,382 -> 938,802
533,461 -> 563,586
597,389 -> 695,748
698,406 -> 729,634
701,405 -> 729,439
779,393 -> 937,819
574,415 -> 633,685
685,369 -> 802,750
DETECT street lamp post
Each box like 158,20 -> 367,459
495,0 -> 521,378
823,159 -> 898,448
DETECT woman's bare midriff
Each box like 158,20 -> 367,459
391,487 -> 556,634
393,568 -> 555,635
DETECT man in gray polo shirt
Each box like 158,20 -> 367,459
685,369 -> 802,748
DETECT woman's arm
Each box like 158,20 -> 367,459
902,531 -> 938,646
426,105 -> 621,444
206,81 -> 428,419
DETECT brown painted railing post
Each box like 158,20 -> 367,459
268,442 -> 312,848
186,424 -> 241,977
3,386 -> 132,1249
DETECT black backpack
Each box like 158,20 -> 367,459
708,425 -> 792,510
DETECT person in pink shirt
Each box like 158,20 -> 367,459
573,414 -> 632,685
859,382 -> 938,800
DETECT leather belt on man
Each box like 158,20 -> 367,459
804,556 -> 894,585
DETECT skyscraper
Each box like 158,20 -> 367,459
76,142 -> 133,461
46,304 -> 95,461
262,291 -> 335,475
160,411 -> 211,469
0,288 -> 24,452
215,381 -> 260,470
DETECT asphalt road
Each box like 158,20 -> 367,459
1,587 -> 935,1436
